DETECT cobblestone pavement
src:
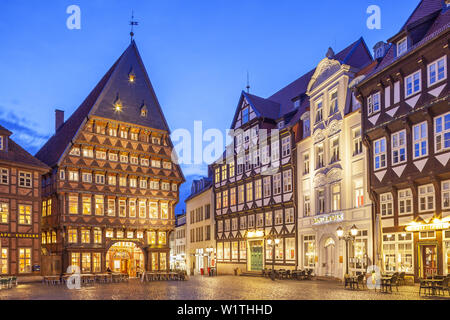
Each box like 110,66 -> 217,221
0,276 -> 448,300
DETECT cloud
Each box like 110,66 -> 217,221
0,107 -> 51,154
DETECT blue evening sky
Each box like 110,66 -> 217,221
0,0 -> 419,212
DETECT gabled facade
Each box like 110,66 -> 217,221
0,125 -> 49,278
173,212 -> 187,270
212,67 -> 315,273
35,41 -> 184,276
296,39 -> 375,279
185,177 -> 215,275
355,0 -> 450,280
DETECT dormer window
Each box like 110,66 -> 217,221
140,104 -> 148,117
397,37 -> 408,57
0,136 -> 4,151
278,121 -> 285,129
294,100 -> 300,108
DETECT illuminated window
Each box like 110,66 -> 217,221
303,153 -> 310,175
129,178 -> 137,188
119,200 -> 126,217
81,253 -> 91,273
315,100 -> 323,123
304,195 -> 311,217
42,200 -> 47,217
273,173 -> 281,195
108,128 -> 117,137
331,184 -> 341,212
81,228 -> 90,244
149,202 -> 158,219
1,248 -> 8,274
116,231 -> 124,238
443,180 -> 450,210
275,210 -> 283,225
120,154 -> 128,163
317,189 -> 325,214
120,130 -> 128,139
330,138 -> 340,163
96,151 -> 106,160
47,199 -> 52,216
283,170 -> 292,193
263,177 -> 271,198
119,176 -> 127,187
139,201 -> 146,218
161,203 -> 169,219
151,252 -> 158,271
93,228 -> 102,244
18,205 -> 31,224
130,156 -> 139,165
69,147 -> 80,156
82,148 -> 94,158
107,199 -> 115,216
19,248 -> 31,273
105,229 -> 113,238
246,182 -> 253,202
71,252 -> 80,269
95,174 -> 105,185
140,158 -> 149,166
353,128 -> 363,156
148,231 -> 156,245
254,179 -> 262,200
130,132 -> 138,141
129,199 -> 136,218
68,228 -> 78,243
265,211 -> 272,226
285,238 -> 296,261
215,168 -> 221,183
354,178 -> 364,208
316,144 -> 324,169
109,153 -> 118,162
230,187 -> 236,206
222,190 -> 228,208
0,203 -> 8,224
216,192 -> 222,209
93,253 -> 101,273
108,175 -> 116,186
68,171 -> 79,182
158,232 -> 167,245
329,90 -> 338,115
304,235 -> 316,268
282,136 -> 291,157
82,196 -> 91,215
95,196 -> 104,216
127,231 -> 134,239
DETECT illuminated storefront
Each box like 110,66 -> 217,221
106,242 -> 144,277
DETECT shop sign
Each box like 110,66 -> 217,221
405,222 -> 450,232
313,213 -> 344,226
0,232 -> 39,239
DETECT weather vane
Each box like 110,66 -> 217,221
129,11 -> 139,41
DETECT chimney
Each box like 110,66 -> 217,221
55,109 -> 65,132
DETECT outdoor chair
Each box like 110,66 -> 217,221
305,269 -> 313,280
419,278 -> 432,296
436,277 -> 450,296
355,274 -> 366,290
398,272 -> 406,286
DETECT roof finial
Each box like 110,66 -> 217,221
129,10 -> 139,42
246,71 -> 250,93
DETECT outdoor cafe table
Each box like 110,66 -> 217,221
380,276 -> 393,293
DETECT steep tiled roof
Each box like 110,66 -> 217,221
36,41 -> 171,167
232,37 -> 372,127
399,0 -> 444,32
361,2 -> 449,84
0,124 -> 49,170
185,177 -> 212,202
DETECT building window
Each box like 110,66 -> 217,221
413,121 -> 428,159
82,148 -> 94,158
214,168 -> 220,183
274,210 -> 283,225
95,196 -> 104,216
0,136 -> 4,151
129,199 -> 136,218
253,179 -> 262,200
18,205 -> 31,225
68,195 -> 78,215
119,176 -> 127,187
435,112 -> 450,153
161,203 -> 169,219
229,162 -> 235,177
353,179 -> 364,208
316,144 -> 324,169
427,56 -> 447,87
367,92 -> 380,115
304,195 -> 311,217
93,228 -> 102,244
107,199 -> 115,217
1,248 -> 8,274
81,253 -> 91,273
397,37 -> 407,56
353,128 -> 363,156
239,241 -> 246,261
331,184 -> 341,212
303,119 -> 311,137
282,136 -> 291,157
82,173 -> 92,183
216,192 -> 222,209
0,203 -> 8,223
245,154 -> 251,172
18,248 -> 31,273
285,238 -> 296,261
261,145 -> 270,165
285,208 -> 294,224
304,235 -> 316,269
405,70 -> 421,97
442,180 -> 450,210
140,179 -> 147,189
265,211 -> 272,226
374,138 -> 386,170
95,174 -> 105,185
263,176 -> 271,198
129,178 -> 137,188
252,149 -> 260,168
383,233 -> 413,273
18,171 -> 32,188
380,193 -> 393,216
119,200 -> 126,217
158,232 -> 167,245
317,189 -> 325,214
69,147 -> 81,156
283,170 -> 292,193
149,202 -> 158,219
242,107 -> 249,124
109,153 -> 118,162
330,138 -> 339,163
273,173 -> 282,195
81,228 -> 90,244
315,100 -> 323,123
398,189 -> 413,215
329,90 -> 338,115
68,228 -> 78,243
139,201 -> 147,218
239,216 -> 247,229
419,184 -> 435,212
141,158 -> 149,167
108,128 -> 117,137
93,253 -> 101,273
96,151 -> 106,160
68,171 -> 79,182
0,168 -> 8,185
148,231 -> 156,245
82,196 -> 91,215
224,219 -> 231,232
303,153 -> 310,175
392,130 -> 407,165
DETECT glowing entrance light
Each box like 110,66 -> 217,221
247,230 -> 264,238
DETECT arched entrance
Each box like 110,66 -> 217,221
324,238 -> 336,277
106,242 -> 145,277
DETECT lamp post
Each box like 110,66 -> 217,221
336,225 -> 358,277
266,236 -> 280,281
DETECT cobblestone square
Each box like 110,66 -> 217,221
0,276 -> 449,300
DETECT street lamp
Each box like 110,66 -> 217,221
267,236 -> 280,281
336,225 -> 358,277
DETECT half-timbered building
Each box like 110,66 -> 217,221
355,0 -> 450,280
35,41 -> 184,276
0,125 -> 49,278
